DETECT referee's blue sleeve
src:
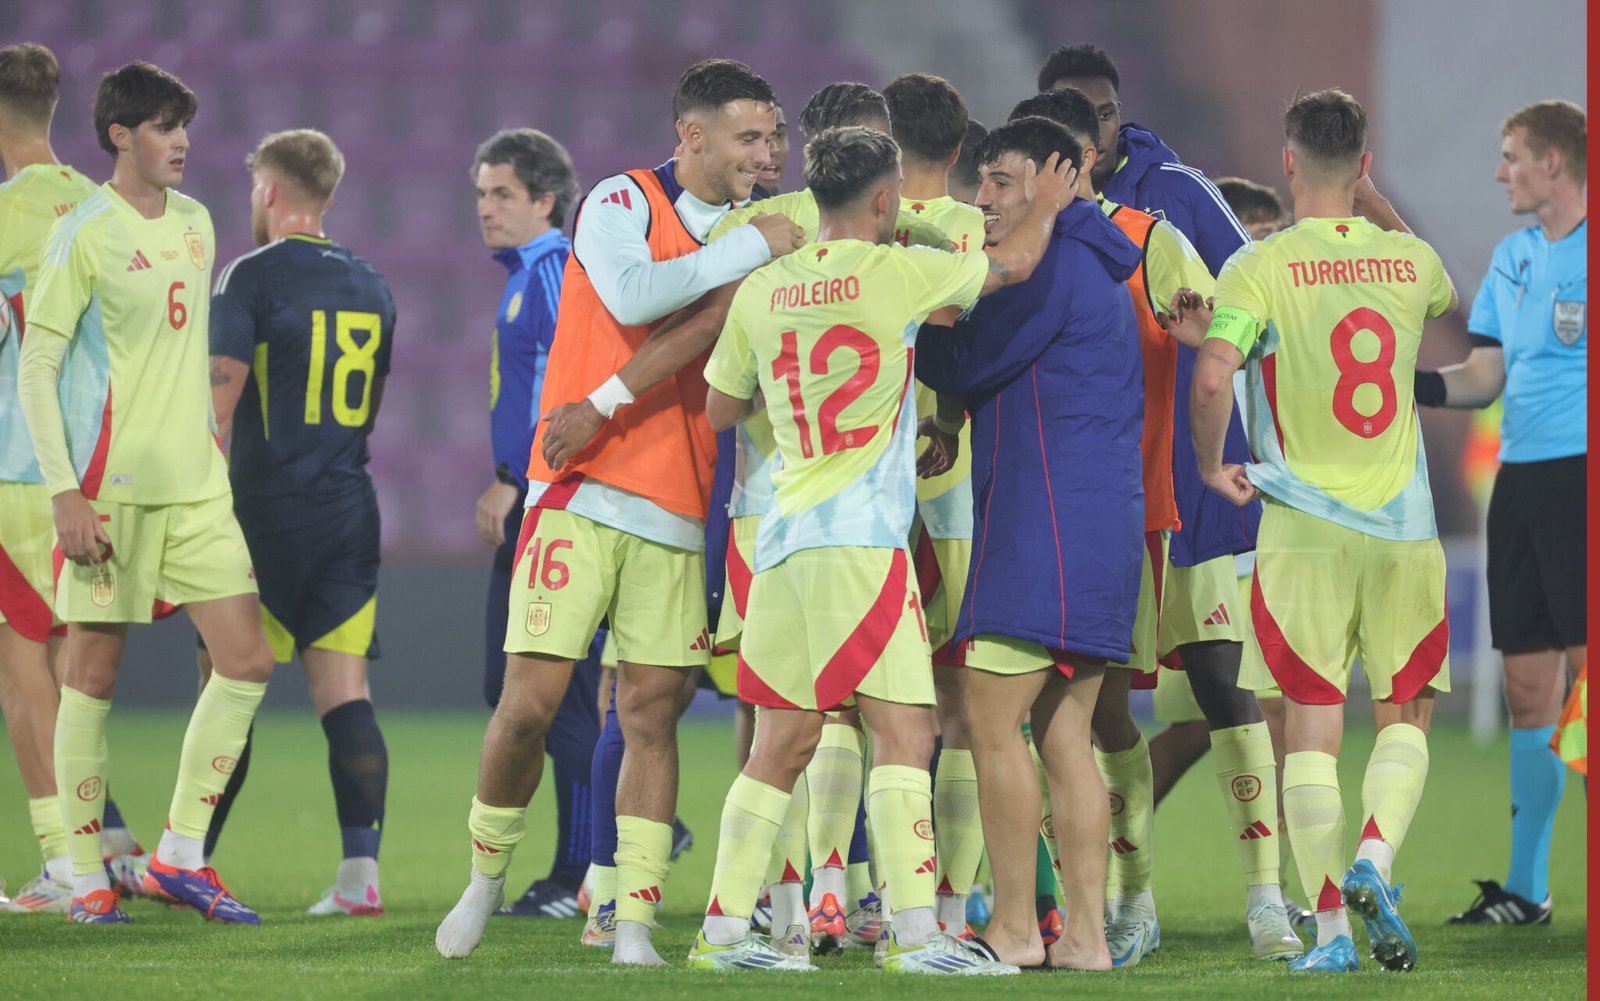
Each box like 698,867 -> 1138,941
1466,255 -> 1503,342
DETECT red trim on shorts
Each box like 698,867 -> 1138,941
1031,368 -> 1068,646
1387,592 -> 1449,704
735,651 -> 795,709
812,549 -> 911,711
1251,567 -> 1345,705
151,600 -> 181,621
0,536 -> 52,642
510,509 -> 541,582
1261,354 -> 1286,459
1131,530 -> 1166,689
534,474 -> 584,511
725,521 -> 752,620
79,388 -> 113,500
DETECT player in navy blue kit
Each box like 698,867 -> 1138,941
205,129 -> 395,916
469,127 -> 604,920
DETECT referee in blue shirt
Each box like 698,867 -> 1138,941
1416,101 -> 1586,927
471,129 -> 598,918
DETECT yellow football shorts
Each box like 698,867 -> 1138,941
1104,531 -> 1168,676
712,515 -> 758,654
1153,573 -> 1281,723
0,481 -> 60,642
1159,550 -> 1248,655
738,546 -> 933,712
503,507 -> 709,667
1239,500 -> 1450,705
920,533 -> 972,662
55,493 -> 256,624
948,632 -> 1087,678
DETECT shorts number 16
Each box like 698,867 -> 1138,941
524,537 -> 572,591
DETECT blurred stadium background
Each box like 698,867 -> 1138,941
0,0 -> 1584,715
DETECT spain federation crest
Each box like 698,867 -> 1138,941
1553,299 -> 1585,346
525,601 -> 552,636
184,231 -> 207,270
90,568 -> 116,608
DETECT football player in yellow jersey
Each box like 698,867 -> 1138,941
1178,90 -> 1457,975
687,125 -> 1076,974
17,62 -> 277,925
0,41 -> 152,913
879,71 -> 994,935
707,82 -> 953,953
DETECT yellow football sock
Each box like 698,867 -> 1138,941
1211,723 -> 1280,886
846,860 -> 873,907
467,796 -> 526,879
615,814 -> 674,925
587,864 -> 617,918
933,748 -> 983,897
55,687 -> 110,877
707,774 -> 789,921
1283,750 -> 1346,912
29,796 -> 68,866
167,674 -> 265,839
867,764 -> 935,914
1357,723 -> 1430,881
806,723 -> 864,873
1096,735 -> 1154,896
767,773 -> 809,886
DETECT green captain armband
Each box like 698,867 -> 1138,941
1207,306 -> 1260,353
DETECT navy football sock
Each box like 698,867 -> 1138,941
322,699 -> 388,860
545,655 -> 601,887
590,687 -> 624,870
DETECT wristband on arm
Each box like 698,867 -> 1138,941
1414,369 -> 1447,408
587,374 -> 635,418
932,413 -> 965,436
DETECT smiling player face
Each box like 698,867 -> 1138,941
691,98 -> 778,204
760,105 -> 789,191
975,151 -> 1034,246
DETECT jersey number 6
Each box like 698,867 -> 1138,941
305,309 -> 383,427
773,325 -> 881,459
167,281 -> 187,330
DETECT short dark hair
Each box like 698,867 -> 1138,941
92,61 -> 197,157
952,118 -> 988,193
0,43 -> 60,126
1215,177 -> 1285,224
672,58 -> 775,122
472,128 -> 581,227
882,73 -> 968,164
1504,100 -> 1587,182
797,82 -> 889,137
1037,43 -> 1120,93
1283,89 -> 1367,177
976,116 -> 1083,175
805,126 -> 900,211
1009,89 -> 1098,150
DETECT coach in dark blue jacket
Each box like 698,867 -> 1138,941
914,117 -> 1142,970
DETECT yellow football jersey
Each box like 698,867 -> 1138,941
28,183 -> 228,505
1207,216 -> 1455,539
706,240 -> 986,570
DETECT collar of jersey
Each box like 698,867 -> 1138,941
495,227 -> 565,272
283,232 -> 332,245
102,182 -> 171,222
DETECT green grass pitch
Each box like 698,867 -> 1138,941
0,711 -> 1586,999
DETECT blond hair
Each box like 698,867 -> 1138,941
249,128 -> 345,204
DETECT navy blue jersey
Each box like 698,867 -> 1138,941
211,234 -> 395,517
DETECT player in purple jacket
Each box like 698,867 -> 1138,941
1039,43 -> 1271,961
916,116 -> 1142,970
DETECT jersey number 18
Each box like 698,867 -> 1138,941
305,309 -> 382,427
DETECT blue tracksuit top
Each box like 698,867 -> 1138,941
1102,123 -> 1261,567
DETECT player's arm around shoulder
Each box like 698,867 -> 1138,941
703,281 -> 763,433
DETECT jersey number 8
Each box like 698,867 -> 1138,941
305,309 -> 382,427
1329,306 -> 1398,439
